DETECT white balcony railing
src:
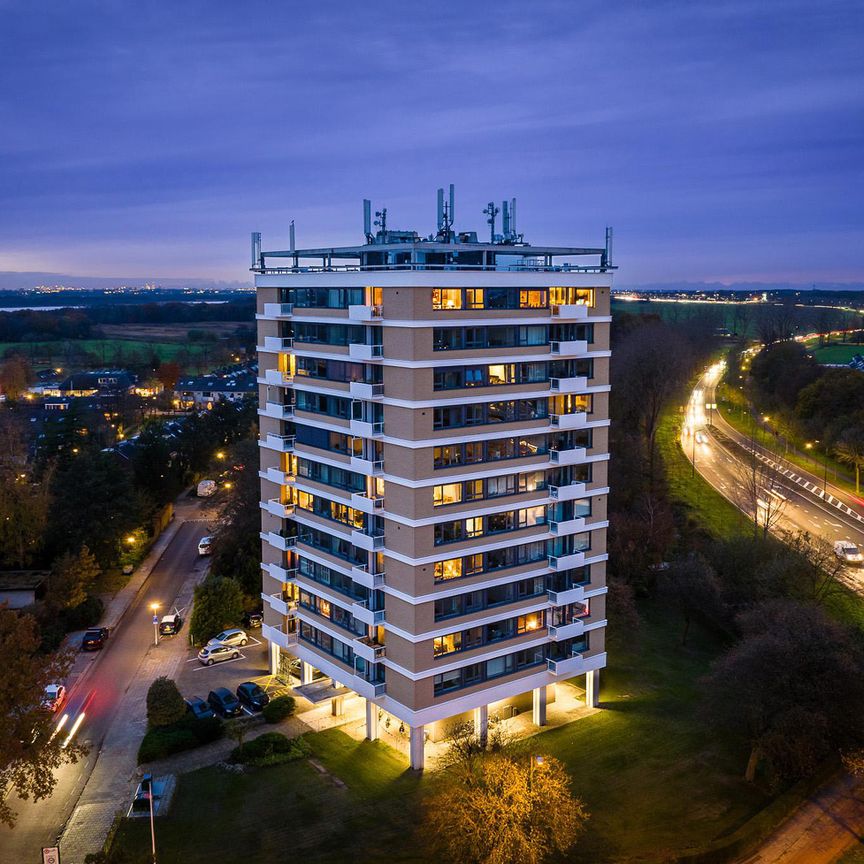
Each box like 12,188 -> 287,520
547,584 -> 586,605
549,339 -> 588,355
263,433 -> 295,453
547,618 -> 586,640
551,304 -> 589,319
549,376 -> 588,394
548,550 -> 587,570
350,456 -> 384,476
350,565 -> 386,590
550,412 -> 588,430
548,517 -> 587,536
264,368 -> 293,387
262,591 -> 297,618
263,401 -> 295,420
349,381 -> 384,400
350,491 -> 385,514
548,482 -> 587,501
262,499 -> 295,519
348,343 -> 384,361
262,621 -> 298,650
350,529 -> 385,551
548,447 -> 587,465
546,649 -> 584,676
348,304 -> 383,321
352,635 -> 386,663
350,600 -> 386,626
263,302 -> 294,318
350,419 -> 384,438
260,531 -> 297,552
263,335 -> 294,352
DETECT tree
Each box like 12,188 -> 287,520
155,361 -> 181,391
658,554 -> 725,645
701,600 -> 864,783
146,676 -> 187,728
424,754 -> 589,864
0,354 -> 33,400
189,577 -> 244,644
436,717 -> 514,776
778,530 -> 847,603
732,440 -> 788,539
834,428 -> 864,494
0,608 -> 85,826
47,545 -> 101,610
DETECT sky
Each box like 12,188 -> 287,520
0,0 -> 862,286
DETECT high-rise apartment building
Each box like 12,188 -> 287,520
255,192 -> 611,769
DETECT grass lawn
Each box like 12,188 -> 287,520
0,338 -> 210,364
110,605 -> 774,864
805,341 -> 864,365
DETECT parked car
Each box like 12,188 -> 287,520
242,609 -> 263,629
236,682 -> 270,712
207,687 -> 242,718
42,684 -> 67,712
834,540 -> 864,565
185,696 -> 215,720
81,628 -> 109,651
197,479 -> 217,497
197,644 -> 240,666
206,628 -> 248,648
159,613 -> 183,636
197,536 -> 212,556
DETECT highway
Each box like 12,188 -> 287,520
683,362 -> 864,591
0,505 -> 210,862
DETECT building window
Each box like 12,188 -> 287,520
435,558 -> 463,581
433,483 -> 463,507
433,632 -> 462,657
433,289 -> 462,310
549,287 -> 595,307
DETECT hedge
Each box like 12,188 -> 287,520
138,714 -> 224,763
230,732 -> 310,767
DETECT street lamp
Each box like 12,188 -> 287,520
150,602 -> 160,646
705,402 -> 717,427
528,754 -> 545,790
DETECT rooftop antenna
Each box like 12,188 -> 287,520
605,226 -> 614,268
363,199 -> 373,242
374,207 -> 387,235
449,184 -> 455,226
510,198 -> 517,238
501,200 -> 510,239
436,188 -> 444,232
251,232 -> 262,270
289,220 -> 295,254
483,201 -> 499,244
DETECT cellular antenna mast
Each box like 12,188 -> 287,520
374,207 -> 388,234
436,184 -> 456,241
483,201 -> 500,243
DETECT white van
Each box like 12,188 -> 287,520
197,479 -> 217,497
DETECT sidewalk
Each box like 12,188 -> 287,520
57,501 -> 208,864
740,773 -> 864,864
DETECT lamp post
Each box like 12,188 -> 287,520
705,402 -> 717,427
150,602 -> 160,647
528,754 -> 545,790
141,772 -> 157,864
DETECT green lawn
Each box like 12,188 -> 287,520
110,604 -> 778,864
0,338 -> 210,364
806,341 -> 864,365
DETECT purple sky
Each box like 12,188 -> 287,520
0,0 -> 862,285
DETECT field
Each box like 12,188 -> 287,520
805,341 -> 864,365
0,338 -> 211,365
110,603 -> 781,864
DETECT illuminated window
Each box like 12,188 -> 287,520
465,517 -> 483,538
433,483 -> 463,507
517,611 -> 544,633
435,558 -> 462,581
522,506 -> 546,527
433,289 -> 462,310
434,632 -> 462,657
519,289 -> 547,309
487,364 -> 514,385
319,599 -> 331,618
465,479 -> 483,500
466,288 -> 484,309
465,554 -> 483,576
549,287 -> 595,307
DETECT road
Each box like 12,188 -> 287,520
684,362 -> 864,586
0,508 -> 210,863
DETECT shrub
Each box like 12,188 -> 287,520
263,695 -> 296,724
231,732 -> 310,766
146,676 -> 186,728
137,714 -> 224,763
64,595 -> 104,631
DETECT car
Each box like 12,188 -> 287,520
81,627 -> 109,651
42,684 -> 67,712
206,628 -> 248,648
197,644 -> 241,666
242,610 -> 263,629
185,696 -> 215,720
197,479 -> 217,497
236,682 -> 270,712
207,687 -> 242,718
695,431 -> 707,444
834,540 -> 864,565
197,536 -> 212,556
159,613 -> 183,636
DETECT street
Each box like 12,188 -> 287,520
0,499 -> 212,863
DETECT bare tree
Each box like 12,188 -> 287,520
779,530 -> 847,602
834,428 -> 864,494
732,442 -> 788,539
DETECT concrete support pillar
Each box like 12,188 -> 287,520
409,724 -> 425,771
269,643 -> 280,676
365,699 -> 379,741
532,686 -> 547,727
586,669 -> 600,708
331,696 -> 344,717
473,704 -> 488,747
301,661 -> 314,685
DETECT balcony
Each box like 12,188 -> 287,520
548,550 -> 587,570
350,455 -> 384,476
262,401 -> 295,420
348,304 -> 383,321
262,591 -> 298,618
350,491 -> 385,514
264,368 -> 294,387
262,499 -> 296,519
350,564 -> 386,590
349,343 -> 383,361
549,376 -> 588,394
262,621 -> 298,650
546,648 -> 584,676
549,446 -> 587,466
261,531 -> 297,552
262,433 -> 295,453
549,339 -> 588,355
551,304 -> 589,320
548,482 -> 587,501
547,584 -> 585,605
350,418 -> 384,438
550,412 -> 588,430
350,599 -> 386,626
263,302 -> 294,318
351,529 -> 385,551
263,335 -> 294,352
349,381 -> 384,400
547,618 -> 586,640
352,635 -> 386,663
262,562 -> 297,583
548,516 -> 587,535
259,465 -> 294,486
352,677 -> 387,699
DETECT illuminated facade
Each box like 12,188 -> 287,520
256,198 -> 611,768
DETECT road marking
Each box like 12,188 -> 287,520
190,653 -> 247,672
